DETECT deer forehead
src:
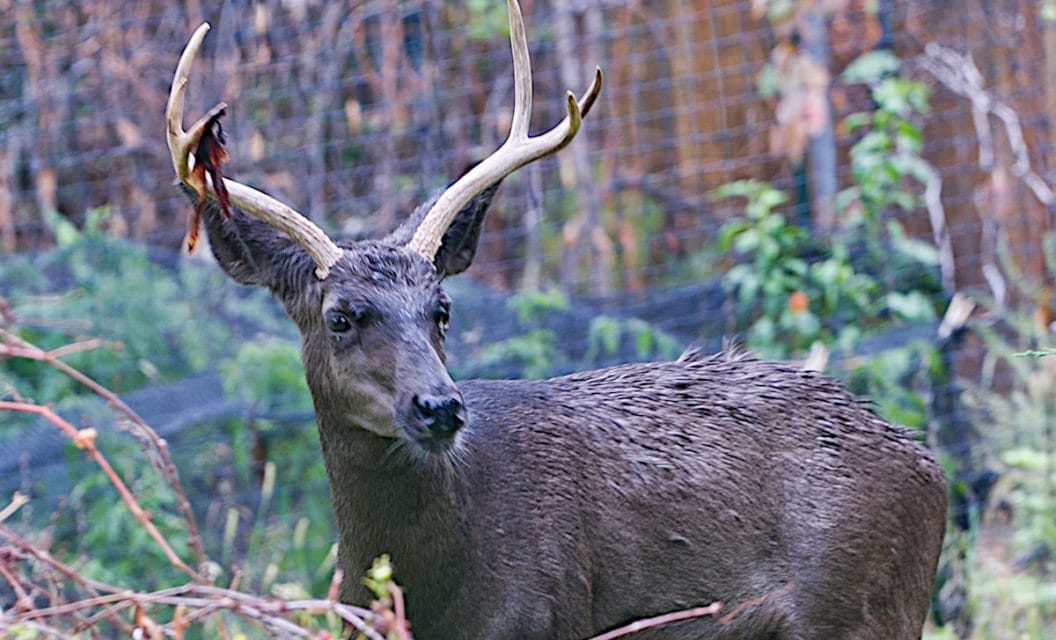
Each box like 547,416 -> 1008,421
333,242 -> 437,283
319,244 -> 447,315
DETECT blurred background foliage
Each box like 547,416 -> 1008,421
3,0 -> 1056,637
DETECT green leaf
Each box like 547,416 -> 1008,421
1002,447 -> 1048,470
755,186 -> 789,212
889,190 -> 918,213
765,0 -> 795,23
507,290 -> 570,324
783,258 -> 808,277
890,153 -> 932,184
587,316 -> 621,359
717,220 -> 750,252
787,309 -> 821,338
842,50 -> 902,84
890,221 -> 941,266
843,112 -> 873,133
710,180 -> 786,214
733,229 -> 761,254
872,78 -> 911,115
749,316 -> 777,345
757,64 -> 780,98
83,207 -> 111,236
886,291 -> 936,322
895,120 -> 924,154
1043,1 -> 1056,23
835,325 -> 863,352
220,337 -> 312,415
907,82 -> 932,115
44,209 -> 81,248
834,187 -> 861,215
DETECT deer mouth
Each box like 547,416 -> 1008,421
407,428 -> 461,454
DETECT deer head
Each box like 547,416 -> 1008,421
166,0 -> 600,450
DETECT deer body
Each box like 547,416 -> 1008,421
167,2 -> 947,637
313,346 -> 946,640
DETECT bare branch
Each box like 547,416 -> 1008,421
905,150 -> 956,293
0,525 -> 126,595
919,44 -> 1055,206
0,560 -> 35,614
0,401 -> 203,582
0,329 -> 207,569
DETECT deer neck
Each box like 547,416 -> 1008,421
313,409 -> 473,603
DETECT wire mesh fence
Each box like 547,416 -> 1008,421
2,0 -> 1056,637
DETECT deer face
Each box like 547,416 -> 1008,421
298,244 -> 465,452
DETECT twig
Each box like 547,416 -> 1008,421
0,297 -> 15,324
0,538 -> 134,635
919,44 -> 1056,206
0,401 -> 203,582
717,582 -> 795,625
903,150 -> 956,294
0,559 -> 35,613
71,600 -> 135,634
0,525 -> 125,595
6,580 -> 386,640
587,582 -> 797,640
0,619 -> 69,639
0,329 -> 207,569
0,492 -> 29,523
16,590 -> 150,622
587,602 -> 724,640
45,338 -> 113,360
179,584 -> 382,637
162,598 -> 311,638
389,582 -> 412,640
326,568 -> 343,603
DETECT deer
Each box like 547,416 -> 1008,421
165,2 -> 947,638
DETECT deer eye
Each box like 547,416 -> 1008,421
326,312 -> 353,334
434,309 -> 450,339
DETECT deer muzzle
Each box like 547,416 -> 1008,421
407,390 -> 466,453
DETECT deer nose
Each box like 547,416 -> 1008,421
412,393 -> 466,436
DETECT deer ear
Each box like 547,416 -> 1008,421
431,179 -> 501,277
389,163 -> 503,277
188,186 -> 316,297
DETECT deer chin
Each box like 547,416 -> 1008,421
405,426 -> 461,455
358,421 -> 403,439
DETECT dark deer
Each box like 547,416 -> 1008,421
166,2 -> 947,638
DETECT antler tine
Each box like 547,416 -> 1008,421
166,24 -> 222,182
406,0 -> 603,262
507,0 -> 532,142
166,23 -> 343,280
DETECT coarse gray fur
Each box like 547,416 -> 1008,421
192,182 -> 948,639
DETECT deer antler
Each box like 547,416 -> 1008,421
166,23 -> 343,279
405,0 -> 602,262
